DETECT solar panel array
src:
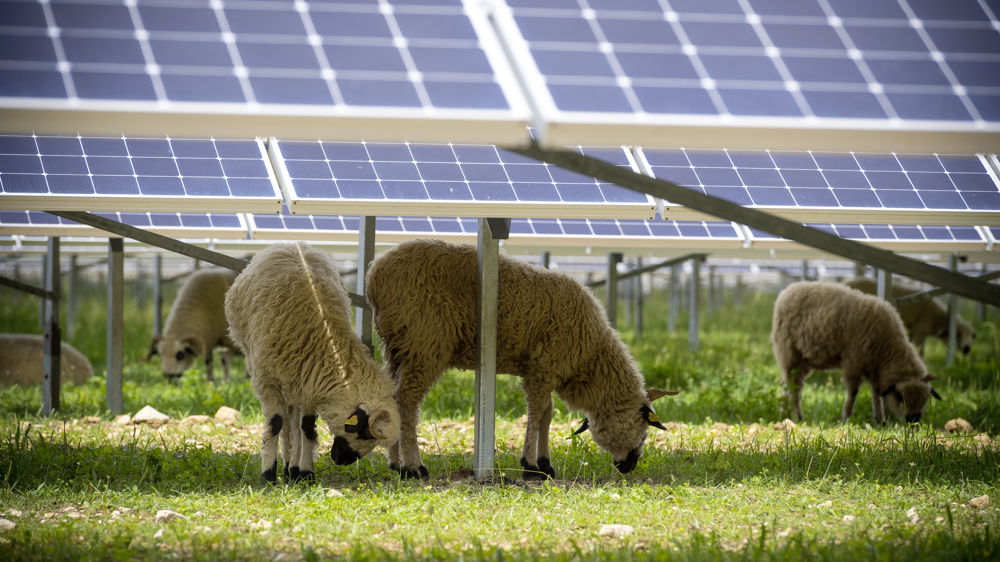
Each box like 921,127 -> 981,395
0,135 -> 282,212
0,209 -> 247,238
2,0 -> 997,151
747,222 -> 990,252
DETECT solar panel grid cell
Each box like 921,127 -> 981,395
0,208 -> 248,238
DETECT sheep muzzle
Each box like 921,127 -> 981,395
614,447 -> 641,474
331,435 -> 361,465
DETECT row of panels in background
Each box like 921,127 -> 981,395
1,135 -> 999,226
2,0 -> 999,152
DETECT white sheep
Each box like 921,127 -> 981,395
365,239 -> 672,480
225,242 -> 400,483
844,277 -> 974,356
771,281 -> 940,423
146,268 -> 239,381
0,333 -> 93,387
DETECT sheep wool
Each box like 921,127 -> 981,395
0,333 -> 93,387
844,277 -> 974,356
366,239 -> 670,480
151,268 -> 239,380
225,242 -> 399,483
771,281 -> 938,423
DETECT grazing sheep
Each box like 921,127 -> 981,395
0,333 -> 93,387
225,243 -> 400,483
844,277 -> 974,356
146,268 -> 239,380
366,239 -> 672,480
771,281 -> 940,424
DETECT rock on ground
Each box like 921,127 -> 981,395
180,415 -> 212,425
599,524 -> 634,538
132,406 -> 169,425
214,406 -> 241,425
154,510 -> 187,524
969,495 -> 990,509
0,519 -> 14,531
945,418 -> 974,433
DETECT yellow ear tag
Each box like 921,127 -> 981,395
345,415 -> 359,426
648,411 -> 660,424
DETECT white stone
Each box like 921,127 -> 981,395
326,489 -> 344,498
599,524 -> 634,538
906,507 -> 919,523
214,406 -> 241,425
0,519 -> 14,531
132,406 -> 169,425
154,509 -> 187,524
5,510 -> 21,518
153,528 -> 164,539
114,414 -> 132,426
180,415 -> 212,425
842,515 -> 855,523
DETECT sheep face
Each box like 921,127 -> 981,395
329,405 -> 400,465
957,321 -> 974,355
588,404 -> 665,474
883,379 -> 934,423
157,337 -> 201,379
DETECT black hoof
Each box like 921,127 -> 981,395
293,470 -> 315,483
289,466 -> 301,481
388,462 -> 399,472
399,465 -> 429,480
283,466 -> 290,481
537,457 -> 556,478
520,457 -> 553,480
262,461 -> 278,484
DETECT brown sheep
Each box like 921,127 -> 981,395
0,333 -> 92,386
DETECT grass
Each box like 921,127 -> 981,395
1,274 -> 998,560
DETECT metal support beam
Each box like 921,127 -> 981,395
107,238 -> 124,415
877,269 -> 892,300
606,252 -> 623,327
669,265 -> 679,333
707,265 -> 716,317
153,254 -> 163,337
540,251 -> 550,269
508,146 -> 1000,306
946,254 -> 959,366
588,252 -> 706,288
0,276 -> 54,299
38,254 -> 46,331
356,216 -> 376,354
67,254 -> 77,341
689,256 -> 702,351
977,263 -> 987,322
474,218 -> 500,480
895,270 -> 1000,306
42,237 -> 61,416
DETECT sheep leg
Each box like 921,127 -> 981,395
520,384 -> 555,480
254,382 -> 286,483
782,365 -> 809,421
220,349 -> 232,381
294,412 -> 318,483
841,377 -> 860,422
281,404 -> 295,481
395,366 -> 434,480
204,350 -> 214,381
872,391 -> 886,425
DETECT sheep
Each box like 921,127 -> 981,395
844,277 -> 974,356
365,239 -> 672,480
0,333 -> 93,387
771,281 -> 941,424
224,242 -> 400,483
146,268 -> 240,381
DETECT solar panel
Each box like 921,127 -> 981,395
247,207 -> 481,243
0,209 -> 248,239
0,0 -> 530,143
747,222 -> 989,252
273,140 -> 657,219
493,0 -> 1000,151
0,135 -> 283,212
507,217 -> 744,250
635,148 -> 1000,225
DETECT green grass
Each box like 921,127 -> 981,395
1,276 -> 998,560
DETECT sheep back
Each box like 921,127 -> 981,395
0,334 -> 93,387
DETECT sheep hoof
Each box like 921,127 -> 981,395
399,465 -> 428,480
293,470 -> 315,483
388,462 -> 399,472
520,457 -> 553,480
262,462 -> 278,484
289,466 -> 301,481
537,457 -> 556,478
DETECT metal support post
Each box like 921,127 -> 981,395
153,254 -> 163,337
42,237 -> 61,416
707,265 -> 716,318
977,262 -> 987,322
540,251 -> 550,269
669,265 -> 679,333
624,258 -> 633,329
689,256 -> 701,350
946,254 -> 959,365
606,252 -> 623,328
67,254 -> 77,341
801,260 -> 809,281
635,257 -> 644,340
38,254 -> 46,331
474,218 -> 507,480
734,275 -> 744,307
107,238 -> 124,415
877,269 -> 892,300
356,216 -> 376,354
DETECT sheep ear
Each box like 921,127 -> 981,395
921,373 -> 936,383
572,418 -> 589,435
344,407 -> 373,439
646,388 -> 679,401
144,336 -> 161,361
367,409 -> 392,440
641,405 -> 667,430
880,384 -> 897,398
930,388 -> 942,401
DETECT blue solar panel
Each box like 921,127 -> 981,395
746,222 -> 988,252
638,148 -> 1000,223
0,209 -> 248,239
497,0 -> 1000,150
0,135 -> 282,212
0,0 -> 528,143
275,140 -> 656,219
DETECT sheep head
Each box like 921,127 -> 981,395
580,388 -> 676,474
330,403 -> 400,465
882,374 -> 937,423
157,336 -> 203,379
